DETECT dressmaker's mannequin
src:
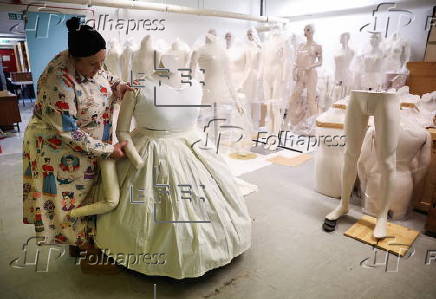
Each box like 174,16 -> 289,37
105,39 -> 122,80
132,35 -> 160,81
357,32 -> 385,90
324,90 -> 400,238
190,31 -> 236,104
285,24 -> 322,128
120,39 -> 135,82
334,32 -> 354,94
241,28 -> 262,122
262,30 -> 286,145
383,32 -> 411,74
225,32 -> 246,90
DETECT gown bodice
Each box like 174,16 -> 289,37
133,79 -> 203,131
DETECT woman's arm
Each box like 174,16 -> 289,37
38,68 -> 114,158
116,89 -> 144,169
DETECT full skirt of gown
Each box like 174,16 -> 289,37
94,126 -> 252,279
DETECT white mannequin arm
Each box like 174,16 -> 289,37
116,90 -> 144,169
309,45 -> 323,70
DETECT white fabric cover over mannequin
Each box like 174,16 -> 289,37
314,108 -> 346,198
358,118 -> 432,219
326,90 -> 400,238
383,32 -> 411,74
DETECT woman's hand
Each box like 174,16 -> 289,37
109,141 -> 128,159
113,82 -> 135,100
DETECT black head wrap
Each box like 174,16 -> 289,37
66,17 -> 106,57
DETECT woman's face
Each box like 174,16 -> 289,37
74,49 -> 106,78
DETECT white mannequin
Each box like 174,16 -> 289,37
190,31 -> 237,104
286,24 -> 322,129
334,32 -> 355,94
262,29 -> 287,147
225,32 -> 246,90
120,39 -> 135,82
241,28 -> 263,124
166,38 -> 190,68
132,35 -> 161,81
356,32 -> 385,90
383,32 -> 411,74
105,39 -> 123,80
324,90 -> 400,238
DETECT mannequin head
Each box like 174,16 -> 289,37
247,28 -> 255,41
140,35 -> 151,49
225,32 -> 232,48
304,24 -> 315,40
205,29 -> 217,44
340,32 -> 350,48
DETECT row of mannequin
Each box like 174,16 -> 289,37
104,26 -> 411,141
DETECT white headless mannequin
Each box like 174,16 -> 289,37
356,32 -> 385,90
325,90 -> 400,238
132,35 -> 161,81
286,24 -> 322,129
190,31 -> 237,104
334,32 -> 355,95
241,28 -> 262,124
262,30 -> 287,148
120,39 -> 135,82
383,32 -> 411,74
105,39 -> 123,79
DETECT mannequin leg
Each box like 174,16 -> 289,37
70,158 -> 120,217
372,96 -> 400,238
326,95 -> 369,220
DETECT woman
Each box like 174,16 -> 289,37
22,17 -> 131,248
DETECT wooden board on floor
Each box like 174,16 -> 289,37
344,215 -> 420,257
267,154 -> 312,167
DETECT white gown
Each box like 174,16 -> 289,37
95,79 -> 252,279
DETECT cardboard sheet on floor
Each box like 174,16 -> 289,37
344,215 -> 420,257
267,154 -> 312,167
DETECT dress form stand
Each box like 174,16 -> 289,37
262,30 -> 286,150
190,30 -> 240,152
120,39 -> 135,82
323,90 -> 400,238
334,32 -> 355,97
241,28 -> 262,126
132,35 -> 161,81
285,24 -> 322,133
356,32 -> 385,91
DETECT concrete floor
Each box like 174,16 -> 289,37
1,103 -> 436,299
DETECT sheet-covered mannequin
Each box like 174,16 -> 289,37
94,54 -> 252,279
314,107 -> 346,198
358,116 -> 431,219
383,32 -> 411,74
225,32 -> 246,90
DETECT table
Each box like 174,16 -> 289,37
7,78 -> 34,106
